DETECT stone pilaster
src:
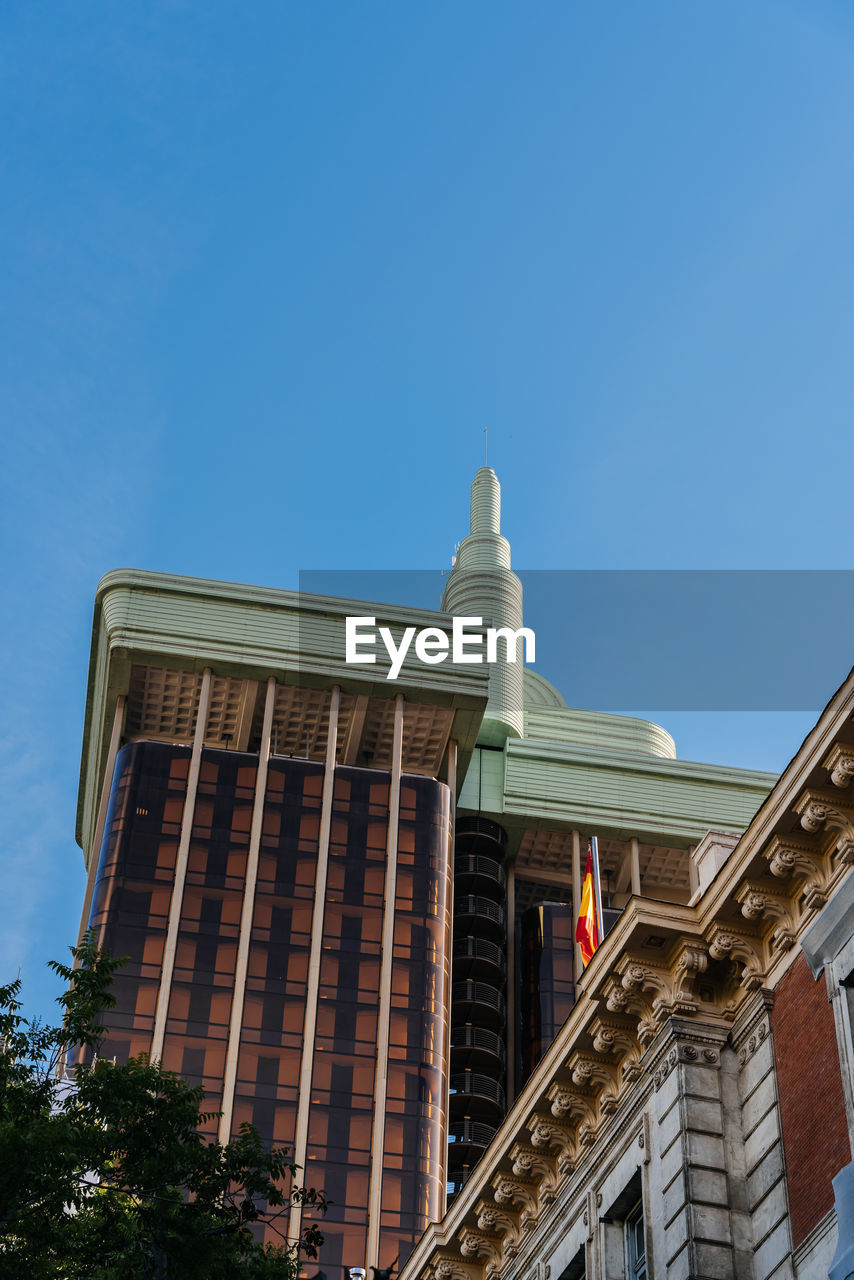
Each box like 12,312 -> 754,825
730,990 -> 794,1280
644,1018 -> 742,1280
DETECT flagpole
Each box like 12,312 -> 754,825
590,835 -> 605,949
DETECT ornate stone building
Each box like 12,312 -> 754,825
399,666 -> 854,1280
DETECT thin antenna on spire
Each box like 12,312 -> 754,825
484,427 -> 487,466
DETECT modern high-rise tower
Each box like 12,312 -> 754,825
75,469 -> 775,1273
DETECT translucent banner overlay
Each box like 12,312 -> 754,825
298,569 -> 854,711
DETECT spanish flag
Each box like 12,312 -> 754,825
575,851 -> 600,966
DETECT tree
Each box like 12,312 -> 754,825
0,934 -> 326,1278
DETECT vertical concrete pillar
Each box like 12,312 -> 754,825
288,685 -> 340,1246
506,859 -> 516,1106
572,830 -> 582,982
365,692 -> 406,1272
441,739 -> 457,1219
630,836 -> 641,897
150,667 -> 212,1062
217,676 -> 276,1144
76,693 -> 126,948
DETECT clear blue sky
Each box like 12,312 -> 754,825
2,1 -> 854,1020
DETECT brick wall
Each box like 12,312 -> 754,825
772,951 -> 851,1247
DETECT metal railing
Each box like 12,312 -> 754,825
454,896 -> 505,926
450,1025 -> 506,1061
449,1072 -> 506,1108
452,936 -> 506,971
451,981 -> 506,1016
455,854 -> 506,886
447,1119 -> 498,1148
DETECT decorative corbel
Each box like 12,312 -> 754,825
475,1202 -> 522,1246
602,971 -> 657,1045
823,743 -> 854,789
590,1016 -> 643,1082
763,832 -> 825,881
492,1174 -> 539,1227
793,790 -> 854,862
616,948 -> 708,1027
458,1227 -> 504,1276
546,1081 -> 597,1128
566,1051 -> 621,1115
427,1255 -> 479,1280
509,1143 -> 559,1202
707,923 -> 766,992
663,942 -> 710,1014
735,881 -> 797,951
527,1112 -> 577,1172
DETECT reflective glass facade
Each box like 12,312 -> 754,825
518,902 -> 576,1086
86,742 -> 451,1273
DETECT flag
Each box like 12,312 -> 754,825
575,851 -> 600,966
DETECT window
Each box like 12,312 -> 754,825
557,1246 -> 586,1279
625,1199 -> 647,1280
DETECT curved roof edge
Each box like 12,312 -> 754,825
523,669 -> 677,759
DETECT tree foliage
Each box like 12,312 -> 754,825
0,934 -> 325,1278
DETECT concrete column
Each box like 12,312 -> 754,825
217,676 -> 277,1144
365,692 -> 406,1272
630,836 -> 641,897
150,668 -> 212,1062
76,693 -> 126,948
506,860 -> 516,1107
288,685 -> 341,1246
441,739 -> 457,1219
571,830 -> 582,983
